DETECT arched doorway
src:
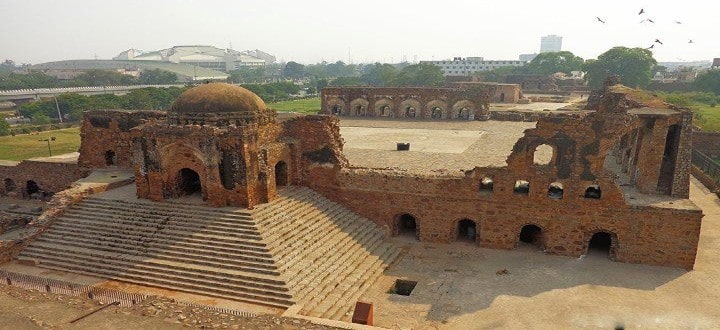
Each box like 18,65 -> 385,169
587,231 -> 615,258
25,180 -> 40,198
518,224 -> 543,248
458,108 -> 470,120
177,168 -> 201,196
457,219 -> 477,242
275,161 -> 288,187
405,107 -> 416,118
104,150 -> 117,166
4,178 -> 16,193
331,105 -> 342,115
395,213 -> 418,239
499,92 -> 505,102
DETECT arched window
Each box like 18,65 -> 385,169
275,161 -> 288,187
514,180 -> 530,195
533,144 -> 554,165
584,185 -> 602,199
548,182 -> 563,199
479,177 -> 493,192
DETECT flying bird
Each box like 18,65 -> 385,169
638,8 -> 645,15
689,39 -> 694,43
654,39 -> 663,45
646,44 -> 655,49
675,21 -> 683,24
596,17 -> 606,23
640,18 -> 655,23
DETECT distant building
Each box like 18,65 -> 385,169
540,35 -> 562,53
713,58 -> 720,69
421,57 -> 526,76
29,60 -> 229,82
113,45 -> 274,72
519,53 -> 538,62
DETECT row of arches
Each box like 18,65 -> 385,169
327,98 -> 485,120
478,177 -> 602,199
393,214 -> 617,257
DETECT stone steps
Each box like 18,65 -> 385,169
34,234 -> 278,274
22,260 -> 292,309
18,186 -> 402,319
68,206 -> 260,234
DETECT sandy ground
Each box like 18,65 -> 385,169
359,177 -> 720,329
339,119 -> 543,172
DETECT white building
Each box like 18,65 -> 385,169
421,57 -> 526,76
113,45 -> 272,72
540,35 -> 562,53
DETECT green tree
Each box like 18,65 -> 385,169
139,69 -> 178,84
229,66 -> 266,84
694,70 -> 720,95
526,51 -> 584,75
0,119 -> 10,136
361,63 -> 397,86
583,47 -> 657,89
329,76 -> 364,86
392,63 -> 444,87
32,114 -> 51,125
282,61 -> 306,79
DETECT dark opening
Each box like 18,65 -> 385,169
275,161 -> 288,187
657,124 -> 680,195
355,105 -> 364,116
104,150 -> 117,166
396,213 -> 417,238
459,108 -> 470,120
390,279 -> 417,296
519,224 -> 542,246
4,178 -> 16,193
332,105 -> 341,115
381,106 -> 392,117
479,177 -> 494,192
457,219 -> 477,242
405,107 -> 416,118
588,232 -> 613,255
514,180 -> 530,195
219,151 -> 236,190
25,180 -> 40,197
177,168 -> 201,196
584,185 -> 602,199
431,107 -> 443,119
499,92 -> 506,102
547,182 -> 563,199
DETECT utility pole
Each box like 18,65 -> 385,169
53,96 -> 63,123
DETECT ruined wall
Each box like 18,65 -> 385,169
78,110 -> 166,169
301,96 -> 701,269
451,82 -> 521,103
0,160 -> 88,197
693,131 -> 720,159
321,86 -> 492,120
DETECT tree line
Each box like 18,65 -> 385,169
0,67 -> 178,90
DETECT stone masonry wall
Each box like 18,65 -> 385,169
0,161 -> 88,197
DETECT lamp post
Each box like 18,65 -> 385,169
39,137 -> 55,156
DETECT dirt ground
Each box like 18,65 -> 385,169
360,177 -> 720,329
0,284 -> 338,330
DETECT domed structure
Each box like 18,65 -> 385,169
168,83 -> 276,126
171,83 -> 267,114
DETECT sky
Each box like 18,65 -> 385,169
1,0 -> 717,65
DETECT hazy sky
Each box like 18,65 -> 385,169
1,0 -> 717,65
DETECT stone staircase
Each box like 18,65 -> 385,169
17,186 -> 400,320
253,186 -> 400,321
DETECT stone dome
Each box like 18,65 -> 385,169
171,83 -> 267,114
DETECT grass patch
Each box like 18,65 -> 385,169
693,103 -> 720,132
268,98 -> 320,115
0,128 -> 80,161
